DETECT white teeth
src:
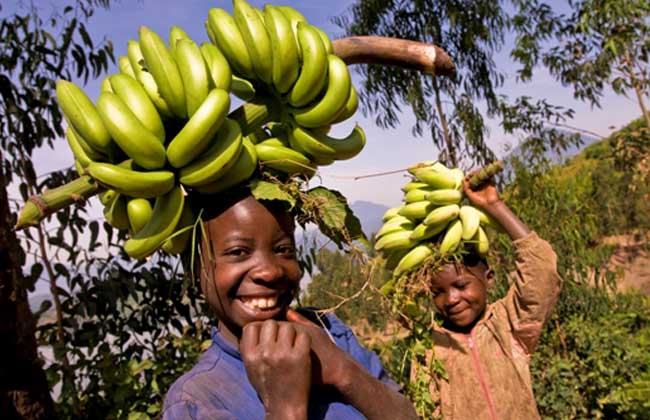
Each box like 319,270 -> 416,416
241,295 -> 279,310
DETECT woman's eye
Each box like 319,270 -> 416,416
276,245 -> 296,257
224,247 -> 248,257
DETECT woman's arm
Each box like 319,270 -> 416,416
286,310 -> 418,420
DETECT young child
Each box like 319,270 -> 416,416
162,189 -> 417,420
425,176 -> 562,419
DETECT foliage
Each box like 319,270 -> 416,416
511,0 -> 650,128
333,0 -> 508,166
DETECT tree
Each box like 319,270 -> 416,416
333,0 -> 510,166
0,1 -> 112,417
511,0 -> 650,129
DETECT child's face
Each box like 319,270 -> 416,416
429,262 -> 491,330
200,196 -> 302,344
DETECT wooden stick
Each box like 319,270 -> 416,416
333,36 -> 455,77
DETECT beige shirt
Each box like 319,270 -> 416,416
427,232 -> 562,420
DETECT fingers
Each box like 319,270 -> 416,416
259,319 -> 279,345
240,321 -> 262,353
286,308 -> 313,326
277,321 -> 297,346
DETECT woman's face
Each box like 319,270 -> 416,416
200,196 -> 302,344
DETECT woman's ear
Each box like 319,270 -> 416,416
485,268 -> 495,288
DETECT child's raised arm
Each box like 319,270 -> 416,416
462,174 -> 530,241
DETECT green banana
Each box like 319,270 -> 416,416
331,84 -> 359,124
415,167 -> 458,189
394,244 -> 433,277
475,226 -> 489,257
96,92 -> 166,170
168,25 -> 190,54
264,5 -> 300,94
162,201 -> 194,255
233,0 -> 273,84
206,8 -> 255,78
118,55 -> 136,78
230,75 -> 256,101
439,219 -> 463,255
423,204 -> 460,226
108,73 -> 165,143
459,205 -> 481,240
313,26 -> 333,55
426,189 -> 463,205
288,124 -> 365,161
408,161 -> 448,175
286,23 -> 328,108
291,54 -> 352,128
99,189 -> 118,206
402,182 -> 429,193
450,168 -> 465,190
376,216 -> 414,238
398,201 -> 433,220
374,229 -> 417,253
56,80 -> 112,155
410,220 -> 448,241
201,42 -> 232,91
100,77 -> 114,93
139,26 -> 186,119
179,118 -> 243,187
382,207 -> 402,222
275,5 -> 306,59
245,126 -> 271,144
175,38 -> 210,117
127,197 -> 153,234
258,137 -> 289,148
124,186 -> 185,260
74,159 -> 84,175
127,40 -> 173,119
166,88 -> 230,168
404,188 -> 434,203
255,142 -> 315,177
103,193 -> 130,230
194,137 -> 258,194
65,126 -> 101,166
87,162 -> 175,198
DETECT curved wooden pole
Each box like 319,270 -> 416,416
333,36 -> 455,77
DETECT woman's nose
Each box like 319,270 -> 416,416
445,289 -> 461,307
249,252 -> 285,283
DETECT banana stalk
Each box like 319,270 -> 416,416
468,160 -> 504,190
15,175 -> 102,229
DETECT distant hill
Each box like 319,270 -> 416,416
509,129 -> 600,162
350,200 -> 390,237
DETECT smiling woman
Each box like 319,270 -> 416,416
161,188 -> 418,420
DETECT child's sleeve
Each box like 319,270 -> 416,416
501,231 -> 562,354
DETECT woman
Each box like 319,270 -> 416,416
162,188 -> 417,419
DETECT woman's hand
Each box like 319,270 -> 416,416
285,309 -> 352,388
240,320 -> 311,420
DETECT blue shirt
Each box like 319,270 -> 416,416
162,310 -> 399,419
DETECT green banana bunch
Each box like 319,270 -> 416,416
46,2 -> 373,261
376,161 -> 505,282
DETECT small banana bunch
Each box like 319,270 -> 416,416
206,0 -> 364,168
375,161 -> 501,279
50,1 -> 366,261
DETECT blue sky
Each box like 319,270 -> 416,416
9,0 -> 636,206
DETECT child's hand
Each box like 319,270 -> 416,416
286,309 -> 353,388
240,320 -> 311,419
462,172 -> 501,211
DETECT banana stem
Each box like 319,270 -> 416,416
332,36 -> 455,77
15,175 -> 102,230
468,160 -> 504,190
228,96 -> 277,135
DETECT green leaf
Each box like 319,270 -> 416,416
250,179 -> 296,208
127,412 -> 150,420
301,186 -> 365,248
